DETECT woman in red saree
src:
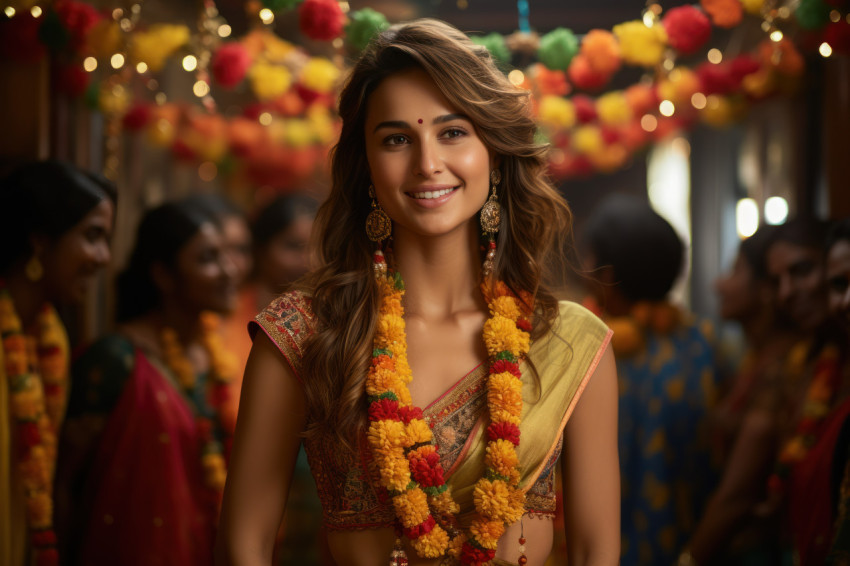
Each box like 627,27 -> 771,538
56,198 -> 239,566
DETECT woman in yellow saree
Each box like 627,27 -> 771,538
217,19 -> 619,566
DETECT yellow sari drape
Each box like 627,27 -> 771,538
1,307 -> 69,566
447,301 -> 612,525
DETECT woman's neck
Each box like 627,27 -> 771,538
5,270 -> 48,329
154,300 -> 204,344
391,224 -> 485,320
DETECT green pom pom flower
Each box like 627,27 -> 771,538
795,0 -> 831,30
346,8 -> 390,52
538,27 -> 579,71
261,0 -> 301,11
471,32 -> 511,66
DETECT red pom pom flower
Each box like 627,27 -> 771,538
662,5 -> 711,55
299,0 -> 345,41
212,42 -> 252,89
487,422 -> 521,446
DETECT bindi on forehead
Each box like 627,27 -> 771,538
418,119 -> 423,124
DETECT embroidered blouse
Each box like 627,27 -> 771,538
250,291 -> 611,531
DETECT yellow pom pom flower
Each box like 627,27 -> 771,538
596,91 -> 632,126
483,316 -> 530,358
613,21 -> 668,67
412,526 -> 451,558
300,57 -> 341,94
486,438 -> 520,477
393,488 -> 431,527
130,24 -> 191,72
405,418 -> 433,446
470,518 -> 506,550
489,295 -> 521,321
538,95 -> 576,129
572,125 -> 604,155
249,62 -> 292,101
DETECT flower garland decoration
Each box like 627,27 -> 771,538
0,286 -> 67,566
366,252 -> 533,565
159,311 -> 238,503
767,344 -> 842,496
598,301 -> 681,357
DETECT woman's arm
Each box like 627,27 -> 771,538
215,332 -> 308,566
684,407 -> 777,564
560,346 -> 620,566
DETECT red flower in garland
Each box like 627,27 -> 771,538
662,5 -> 711,55
298,0 -> 345,41
516,318 -> 532,332
30,529 -> 57,546
19,422 -> 42,448
368,398 -> 401,421
408,450 -> 444,487
460,542 -> 496,564
398,405 -> 424,424
35,548 -> 59,566
489,359 -> 520,378
404,515 -> 436,539
487,422 -> 521,446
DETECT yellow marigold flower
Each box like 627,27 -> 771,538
368,420 -> 407,451
470,518 -> 506,550
429,488 -> 460,516
489,296 -> 521,321
366,367 -> 406,396
374,449 -> 410,491
474,479 -> 526,524
613,21 -> 668,67
447,532 -> 467,558
485,439 -> 519,477
488,374 -> 523,418
412,525 -> 450,558
26,490 -> 52,529
376,314 -> 406,349
380,293 -> 403,317
483,316 -> 530,358
20,447 -> 50,491
405,418 -> 433,446
490,410 -> 521,426
393,488 -> 431,527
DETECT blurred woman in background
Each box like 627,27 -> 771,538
56,198 -> 238,566
0,161 -> 115,566
582,194 -> 718,566
682,225 -> 801,565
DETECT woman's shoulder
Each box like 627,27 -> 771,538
551,300 -> 610,345
250,290 -> 315,379
256,289 -> 315,325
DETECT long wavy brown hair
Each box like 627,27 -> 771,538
297,19 -> 574,450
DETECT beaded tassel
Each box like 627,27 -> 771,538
518,518 -> 528,565
389,536 -> 409,565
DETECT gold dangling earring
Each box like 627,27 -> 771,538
365,185 -> 391,278
480,170 -> 502,278
25,255 -> 44,282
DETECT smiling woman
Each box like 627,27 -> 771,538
55,198 -> 241,566
217,19 -> 620,566
0,161 -> 116,566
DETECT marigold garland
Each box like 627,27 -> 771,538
0,286 -> 67,566
768,344 -> 842,496
366,257 -> 533,565
159,311 -> 238,503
